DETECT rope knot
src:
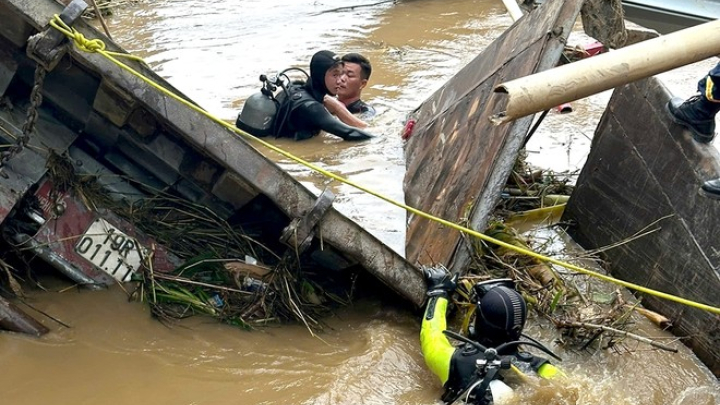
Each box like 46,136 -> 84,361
50,14 -> 105,53
72,30 -> 106,53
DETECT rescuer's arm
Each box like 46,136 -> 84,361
528,355 -> 564,379
421,295 -> 456,384
298,102 -> 374,141
420,267 -> 459,385
323,95 -> 369,129
538,363 -> 562,378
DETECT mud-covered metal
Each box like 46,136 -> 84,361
280,188 -> 336,254
0,0 -> 425,306
26,0 -> 86,70
563,77 -> 720,376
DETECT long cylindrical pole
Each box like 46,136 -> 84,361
492,18 -> 720,124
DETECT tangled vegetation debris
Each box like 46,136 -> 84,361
458,154 -> 677,354
2,151 -> 359,334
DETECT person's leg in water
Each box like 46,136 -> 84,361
667,62 -> 720,198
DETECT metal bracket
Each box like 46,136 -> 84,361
280,188 -> 335,254
26,0 -> 88,71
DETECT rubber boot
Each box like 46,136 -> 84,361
700,178 -> 720,199
666,95 -> 720,143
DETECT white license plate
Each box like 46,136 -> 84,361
74,218 -> 146,282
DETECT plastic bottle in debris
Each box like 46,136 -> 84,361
210,294 -> 224,308
243,276 -> 267,293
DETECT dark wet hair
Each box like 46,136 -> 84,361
341,53 -> 372,80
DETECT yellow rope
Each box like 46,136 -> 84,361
48,15 -> 720,316
49,18 -> 147,65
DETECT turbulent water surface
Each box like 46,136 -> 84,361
2,1 -> 719,404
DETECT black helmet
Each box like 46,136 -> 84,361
470,280 -> 527,348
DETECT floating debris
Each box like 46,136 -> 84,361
456,153 -> 678,354
7,151 -> 361,333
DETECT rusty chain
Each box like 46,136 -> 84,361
0,65 -> 47,176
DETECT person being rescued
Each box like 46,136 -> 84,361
323,52 -> 376,129
421,266 -> 562,405
236,50 -> 374,141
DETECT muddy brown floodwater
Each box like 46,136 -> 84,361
2,1 -> 719,404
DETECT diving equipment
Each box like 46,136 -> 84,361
471,284 -> 527,346
236,68 -> 310,138
236,74 -> 279,137
442,330 -> 562,405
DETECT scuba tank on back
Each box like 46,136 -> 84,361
235,74 -> 279,137
236,69 -> 310,138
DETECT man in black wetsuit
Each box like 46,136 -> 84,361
421,267 -> 561,404
275,50 -> 374,141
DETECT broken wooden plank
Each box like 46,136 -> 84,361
403,0 -> 583,273
581,0 -> 628,49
